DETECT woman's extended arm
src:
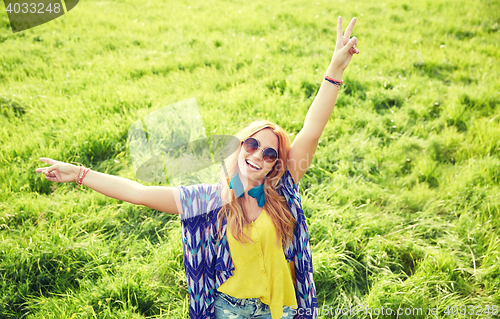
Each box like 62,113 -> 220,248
288,16 -> 359,184
36,157 -> 183,214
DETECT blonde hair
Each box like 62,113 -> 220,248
216,120 -> 297,249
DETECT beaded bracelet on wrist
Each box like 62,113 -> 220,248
71,161 -> 91,196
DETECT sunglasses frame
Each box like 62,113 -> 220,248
242,137 -> 279,164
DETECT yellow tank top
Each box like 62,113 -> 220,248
217,209 -> 297,319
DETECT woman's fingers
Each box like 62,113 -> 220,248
349,44 -> 360,55
36,169 -> 54,178
37,166 -> 56,180
35,163 -> 59,176
41,166 -> 62,182
36,157 -> 74,183
336,17 -> 357,55
344,17 -> 357,39
37,158 -> 61,172
336,16 -> 343,42
342,37 -> 358,54
39,157 -> 56,165
45,169 -> 56,176
53,170 -> 62,181
45,164 -> 61,175
38,158 -> 55,171
44,174 -> 58,182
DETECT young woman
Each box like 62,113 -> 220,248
36,16 -> 359,319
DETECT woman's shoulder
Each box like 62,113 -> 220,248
177,181 -> 226,220
178,181 -> 222,196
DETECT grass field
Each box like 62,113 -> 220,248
1,0 -> 500,317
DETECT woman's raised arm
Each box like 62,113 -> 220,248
36,157 -> 183,215
288,16 -> 359,184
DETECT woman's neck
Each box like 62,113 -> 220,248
239,174 -> 264,193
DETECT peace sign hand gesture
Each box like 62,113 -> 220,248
329,16 -> 359,74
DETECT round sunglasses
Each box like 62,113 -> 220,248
242,137 -> 278,163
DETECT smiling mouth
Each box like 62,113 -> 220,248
246,160 -> 261,170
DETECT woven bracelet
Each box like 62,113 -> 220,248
324,74 -> 344,89
71,162 -> 91,196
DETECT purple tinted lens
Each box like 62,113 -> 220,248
263,148 -> 278,163
243,138 -> 259,153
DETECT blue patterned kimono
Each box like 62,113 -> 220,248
178,169 -> 318,319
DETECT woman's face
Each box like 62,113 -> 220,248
237,128 -> 279,184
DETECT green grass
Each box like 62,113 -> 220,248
1,0 -> 499,317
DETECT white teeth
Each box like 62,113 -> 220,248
246,160 -> 261,170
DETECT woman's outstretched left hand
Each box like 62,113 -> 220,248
329,16 -> 359,73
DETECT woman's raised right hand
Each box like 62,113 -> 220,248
35,157 -> 79,183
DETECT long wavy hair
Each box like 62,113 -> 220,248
216,120 -> 297,249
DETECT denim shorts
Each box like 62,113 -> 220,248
214,291 -> 294,319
